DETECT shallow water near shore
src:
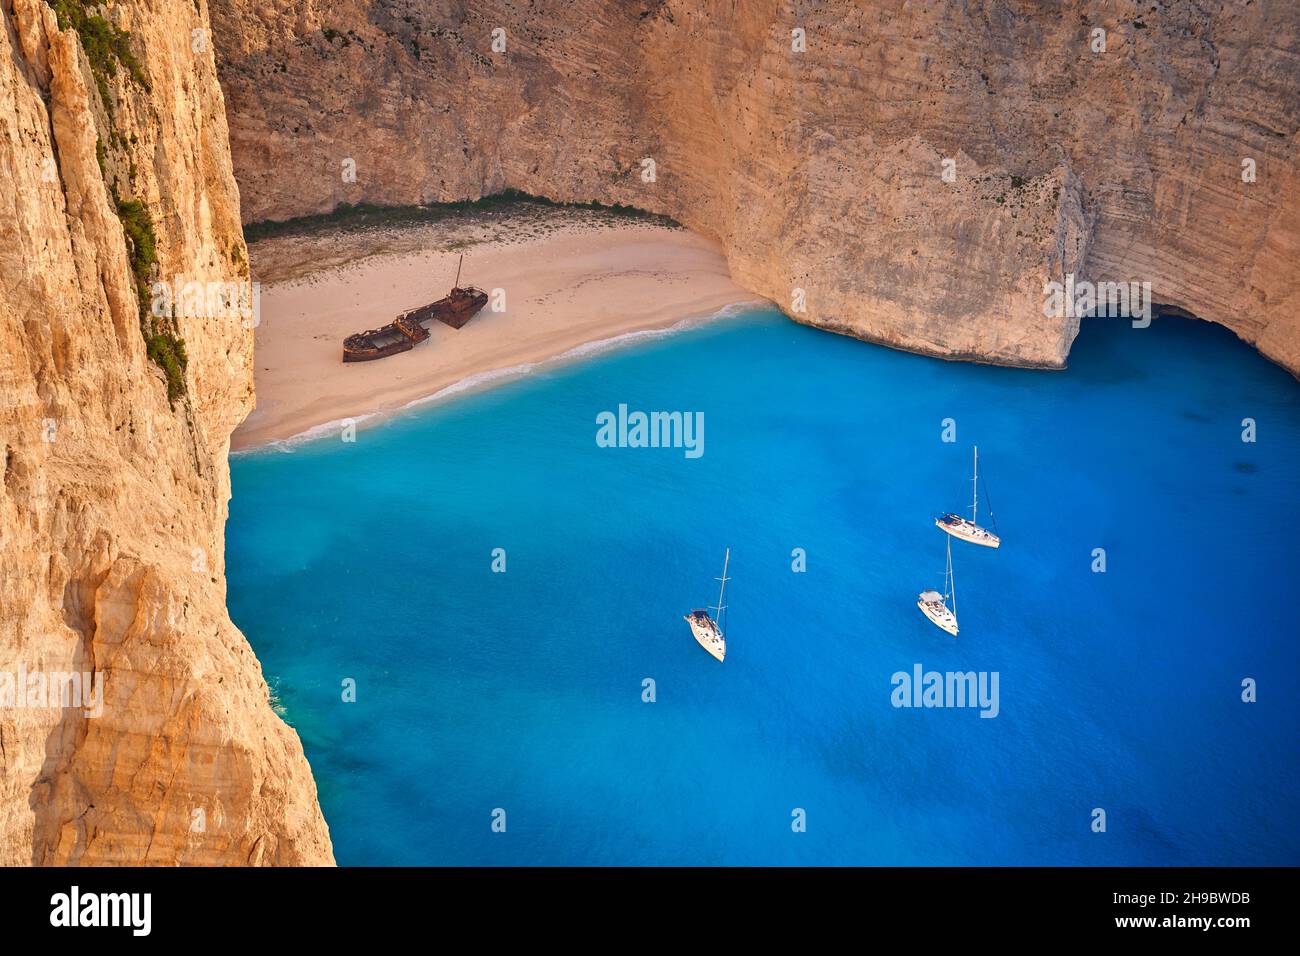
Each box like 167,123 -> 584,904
227,308 -> 1300,865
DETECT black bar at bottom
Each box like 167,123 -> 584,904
0,866 -> 1285,940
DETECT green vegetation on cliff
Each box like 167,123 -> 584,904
115,196 -> 187,405
244,190 -> 682,242
48,0 -> 148,87
50,2 -> 186,405
47,0 -> 149,118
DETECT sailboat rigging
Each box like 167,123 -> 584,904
917,535 -> 959,636
936,445 -> 1001,548
684,549 -> 730,662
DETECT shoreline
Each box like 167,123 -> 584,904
234,301 -> 761,453
231,215 -> 768,451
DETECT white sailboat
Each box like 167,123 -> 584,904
936,445 -> 1001,548
917,536 -> 959,636
684,548 -> 729,662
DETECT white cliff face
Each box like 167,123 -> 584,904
0,0 -> 331,864
211,0 -> 1299,373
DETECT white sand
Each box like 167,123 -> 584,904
231,221 -> 765,449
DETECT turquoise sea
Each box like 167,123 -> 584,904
227,308 -> 1300,865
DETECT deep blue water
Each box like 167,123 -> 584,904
227,309 -> 1300,865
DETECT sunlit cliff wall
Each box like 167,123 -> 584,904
211,0 -> 1299,372
0,0 -> 332,864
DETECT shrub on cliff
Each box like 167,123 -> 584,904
146,333 -> 188,406
115,196 -> 187,406
115,197 -> 156,291
48,1 -> 149,89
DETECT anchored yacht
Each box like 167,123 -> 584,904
918,537 -> 959,636
685,548 -> 730,662
936,445 -> 1001,548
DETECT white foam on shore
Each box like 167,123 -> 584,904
400,360 -> 539,411
252,412 -> 384,454
236,299 -> 766,455
557,300 -> 757,361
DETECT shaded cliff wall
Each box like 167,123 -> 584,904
211,0 -> 1299,372
0,0 -> 332,864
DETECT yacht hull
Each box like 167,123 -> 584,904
936,516 -> 1000,548
917,599 -> 959,636
685,615 -> 726,662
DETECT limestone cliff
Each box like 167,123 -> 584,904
0,0 -> 332,864
210,0 -> 1299,373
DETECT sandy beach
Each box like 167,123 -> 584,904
231,212 -> 766,449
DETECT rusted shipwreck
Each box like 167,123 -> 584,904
342,255 -> 488,363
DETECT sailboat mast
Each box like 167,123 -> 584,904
453,253 -> 463,290
947,536 -> 957,616
971,445 -> 979,523
716,547 -> 730,612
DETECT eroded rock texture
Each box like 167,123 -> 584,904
0,0 -> 332,864
211,0 -> 1299,372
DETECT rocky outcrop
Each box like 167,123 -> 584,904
210,0 -> 1300,373
0,0 -> 332,864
